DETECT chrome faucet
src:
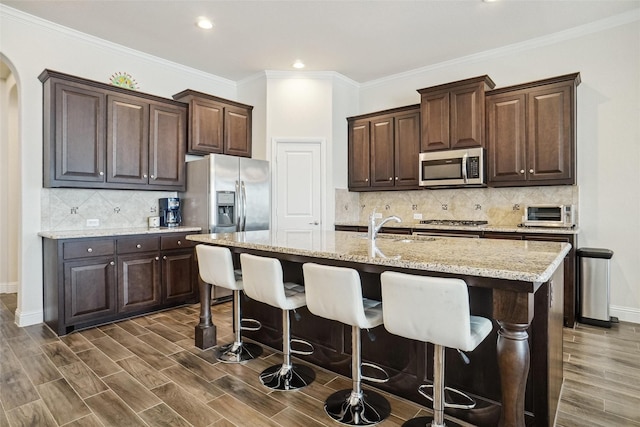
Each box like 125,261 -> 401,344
367,210 -> 401,240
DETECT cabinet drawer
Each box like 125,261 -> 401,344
117,236 -> 159,254
161,234 -> 196,250
63,239 -> 115,260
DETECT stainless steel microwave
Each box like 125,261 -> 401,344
419,147 -> 485,188
522,205 -> 575,228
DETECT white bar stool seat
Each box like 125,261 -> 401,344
380,272 -> 493,427
303,262 -> 391,426
195,245 -> 262,363
240,253 -> 315,391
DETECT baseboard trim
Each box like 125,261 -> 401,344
0,281 -> 18,293
610,305 -> 640,325
14,308 -> 43,327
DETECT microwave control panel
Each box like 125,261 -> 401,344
468,157 -> 480,178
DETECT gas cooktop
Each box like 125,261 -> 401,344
419,220 -> 488,227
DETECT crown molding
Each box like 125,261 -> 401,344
264,70 -> 359,87
362,8 -> 640,89
0,5 -> 236,90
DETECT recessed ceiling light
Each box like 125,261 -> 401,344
292,60 -> 305,69
196,17 -> 213,30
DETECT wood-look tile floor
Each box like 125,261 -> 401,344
1,293 -> 638,427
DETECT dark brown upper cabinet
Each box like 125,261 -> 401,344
486,73 -> 580,187
418,75 -> 495,152
40,69 -> 187,191
173,90 -> 253,157
348,105 -> 420,191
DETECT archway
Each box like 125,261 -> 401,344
0,56 -> 21,318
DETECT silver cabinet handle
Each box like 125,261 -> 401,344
177,240 -> 181,245
388,177 -> 392,181
110,261 -> 115,266
163,256 -> 167,260
529,169 -> 534,173
520,170 -> 525,174
143,174 -> 148,178
155,256 -> 159,261
365,178 -> 369,182
99,171 -> 104,176
150,175 -> 156,180
395,177 -> 398,180
136,244 -> 142,249
87,248 -> 93,253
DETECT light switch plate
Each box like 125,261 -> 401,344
413,213 -> 423,220
86,219 -> 99,227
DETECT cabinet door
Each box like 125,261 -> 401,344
486,93 -> 527,184
107,95 -> 149,185
64,257 -> 116,324
527,84 -> 573,183
117,252 -> 161,313
348,120 -> 371,188
370,116 -> 395,187
224,105 -> 252,157
149,103 -> 186,189
394,110 -> 420,187
53,83 -> 106,183
450,83 -> 485,149
420,90 -> 450,151
162,249 -> 197,304
189,98 -> 223,154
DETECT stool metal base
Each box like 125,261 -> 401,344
259,363 -> 315,390
214,341 -> 263,363
402,416 -> 464,427
325,389 -> 391,426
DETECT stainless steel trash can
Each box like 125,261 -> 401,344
577,248 -> 614,327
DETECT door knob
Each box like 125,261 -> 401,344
309,221 -> 319,225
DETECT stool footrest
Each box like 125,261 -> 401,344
240,318 -> 262,332
361,362 -> 389,384
290,338 -> 314,356
418,384 -> 476,410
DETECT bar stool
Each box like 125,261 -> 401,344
195,245 -> 262,363
240,253 -> 315,390
303,262 -> 391,426
380,272 -> 493,427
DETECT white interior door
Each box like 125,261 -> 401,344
274,140 -> 323,230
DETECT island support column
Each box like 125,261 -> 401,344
195,280 -> 217,349
493,288 -> 534,427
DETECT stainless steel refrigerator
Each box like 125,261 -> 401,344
180,154 -> 270,300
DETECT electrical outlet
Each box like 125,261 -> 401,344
86,219 -> 99,227
413,213 -> 423,220
373,212 -> 383,219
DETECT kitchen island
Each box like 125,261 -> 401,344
187,230 -> 570,427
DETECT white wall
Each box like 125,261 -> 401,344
0,6 -> 241,325
0,66 -> 19,293
358,15 -> 640,323
264,72 -> 358,229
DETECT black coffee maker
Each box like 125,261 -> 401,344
159,198 -> 181,227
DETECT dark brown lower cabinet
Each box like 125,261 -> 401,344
162,249 -> 197,304
63,256 -> 116,325
117,252 -> 161,313
43,232 -> 198,335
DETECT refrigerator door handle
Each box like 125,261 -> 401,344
241,181 -> 247,231
235,180 -> 241,231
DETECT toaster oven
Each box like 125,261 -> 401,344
522,205 -> 575,228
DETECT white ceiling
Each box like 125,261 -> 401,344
2,0 -> 639,83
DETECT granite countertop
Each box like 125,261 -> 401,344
334,221 -> 580,235
38,226 -> 202,240
187,230 -> 571,283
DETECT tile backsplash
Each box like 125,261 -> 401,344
41,188 -> 177,231
335,186 -> 579,226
